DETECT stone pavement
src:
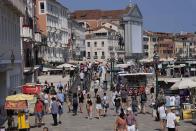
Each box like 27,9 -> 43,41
28,101 -> 196,131
2,75 -> 196,131
38,75 -> 70,86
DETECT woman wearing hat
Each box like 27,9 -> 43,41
126,107 -> 137,131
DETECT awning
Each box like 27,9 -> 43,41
6,94 -> 34,101
56,63 -> 76,69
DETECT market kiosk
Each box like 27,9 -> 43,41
5,94 -> 34,130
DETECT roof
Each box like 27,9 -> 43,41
71,6 -> 132,20
92,26 -> 116,32
119,73 -> 154,76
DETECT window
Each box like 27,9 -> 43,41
152,37 -> 157,42
102,52 -> 105,56
87,42 -> 90,47
143,37 -> 149,42
94,42 -> 97,47
87,52 -> 90,57
102,41 -> 104,47
144,45 -> 148,49
94,52 -> 97,56
40,2 -> 45,13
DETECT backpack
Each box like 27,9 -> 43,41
73,97 -> 78,105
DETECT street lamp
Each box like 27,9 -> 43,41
110,53 -> 115,90
153,52 -> 160,99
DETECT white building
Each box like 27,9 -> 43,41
85,26 -> 120,62
36,0 -> 69,64
0,0 -> 26,119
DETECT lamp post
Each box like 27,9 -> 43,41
110,53 -> 115,90
153,53 -> 159,99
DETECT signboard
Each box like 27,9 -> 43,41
127,86 -> 145,96
5,100 -> 27,110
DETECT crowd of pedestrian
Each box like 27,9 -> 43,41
32,61 -> 181,131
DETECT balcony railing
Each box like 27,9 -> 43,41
108,46 -> 114,51
115,47 -> 125,53
87,56 -> 91,59
101,56 -> 105,59
94,56 -> 98,59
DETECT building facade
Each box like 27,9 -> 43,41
175,34 -> 196,59
72,2 -> 143,61
35,0 -> 69,65
0,0 -> 26,121
123,3 -> 143,59
68,20 -> 86,61
85,27 -> 120,62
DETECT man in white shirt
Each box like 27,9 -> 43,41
170,96 -> 176,106
79,71 -> 84,81
166,108 -> 177,131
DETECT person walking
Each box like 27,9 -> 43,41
86,94 -> 93,119
114,109 -> 128,131
158,102 -> 166,131
93,79 -> 99,97
126,107 -> 137,131
49,83 -> 56,96
43,91 -> 50,114
121,88 -> 128,109
95,95 -> 102,119
50,97 -> 59,126
114,94 -> 121,115
140,92 -> 147,114
78,91 -> 84,113
57,99 -> 63,124
131,96 -> 138,116
72,93 -> 78,116
166,108 -> 177,131
102,92 -> 109,116
34,97 -> 44,127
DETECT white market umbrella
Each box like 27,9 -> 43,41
56,63 -> 76,69
170,79 -> 196,90
115,64 -> 133,68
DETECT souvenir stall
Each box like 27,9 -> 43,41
170,79 -> 196,121
5,94 -> 34,130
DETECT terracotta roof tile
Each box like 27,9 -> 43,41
71,6 -> 132,20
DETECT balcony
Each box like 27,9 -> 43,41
4,0 -> 26,15
87,56 -> 91,59
108,46 -> 114,51
21,26 -> 33,42
94,56 -> 98,59
101,56 -> 105,59
115,47 -> 125,53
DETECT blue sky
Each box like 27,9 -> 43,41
59,0 -> 196,33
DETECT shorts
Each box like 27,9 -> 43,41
96,104 -> 102,110
160,116 -> 166,120
122,98 -> 127,103
36,112 -> 43,119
